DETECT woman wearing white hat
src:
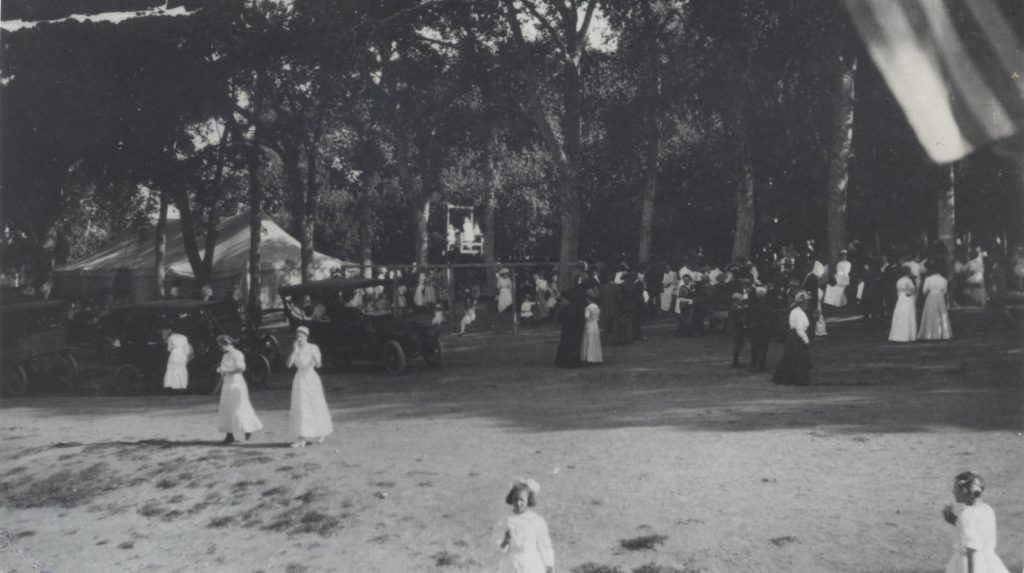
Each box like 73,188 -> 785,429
287,326 -> 333,448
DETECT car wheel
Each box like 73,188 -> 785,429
423,337 -> 442,367
53,352 -> 79,387
114,365 -> 144,395
259,334 -> 280,368
3,365 -> 30,397
383,340 -> 406,375
247,354 -> 271,389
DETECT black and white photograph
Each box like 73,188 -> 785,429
1,0 -> 1022,571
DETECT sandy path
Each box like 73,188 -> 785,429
1,312 -> 1021,573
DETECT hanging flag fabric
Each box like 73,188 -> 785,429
843,0 -> 1024,163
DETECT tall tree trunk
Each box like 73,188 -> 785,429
300,138 -> 320,282
174,185 -> 209,287
412,199 -> 430,267
359,173 -> 378,279
937,163 -> 956,268
247,151 -> 263,307
560,60 -> 582,287
202,205 -> 219,287
731,114 -> 755,262
637,23 -> 661,266
155,194 -> 169,299
827,54 -> 856,277
481,124 -> 499,292
394,128 -> 421,264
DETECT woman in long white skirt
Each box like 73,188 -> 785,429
919,270 -> 953,340
580,296 -> 603,364
888,268 -> 918,342
496,268 -> 514,313
162,328 -> 193,390
216,335 -> 263,444
288,326 -> 333,448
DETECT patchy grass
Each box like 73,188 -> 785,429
573,564 -> 624,573
284,564 -> 308,573
117,541 -> 134,550
138,502 -> 166,518
431,550 -> 462,567
156,479 -> 178,489
262,486 -> 290,498
208,516 -> 235,528
633,564 -> 701,573
620,534 -> 668,551
0,462 -> 123,509
770,536 -> 797,547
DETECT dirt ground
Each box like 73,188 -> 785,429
1,309 -> 1022,573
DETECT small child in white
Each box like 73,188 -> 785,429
520,294 -> 536,326
498,478 -> 554,573
942,471 -> 1010,573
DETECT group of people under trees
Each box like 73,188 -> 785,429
549,238 -> 1022,385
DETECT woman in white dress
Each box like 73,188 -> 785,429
964,249 -> 988,307
660,265 -> 678,313
216,335 -> 263,444
888,267 -> 918,342
162,328 -> 193,390
287,326 -> 333,448
497,479 -> 554,573
580,296 -> 603,364
496,268 -> 514,313
533,273 -> 551,320
414,270 -> 427,307
823,252 -> 851,307
942,472 -> 1010,573
918,269 -> 953,340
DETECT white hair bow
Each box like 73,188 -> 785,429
512,477 -> 540,495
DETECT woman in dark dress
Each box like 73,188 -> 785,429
772,291 -> 813,386
555,282 -> 591,368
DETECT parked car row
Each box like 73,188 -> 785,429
2,277 -> 443,397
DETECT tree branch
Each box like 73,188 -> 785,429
576,0 -> 598,48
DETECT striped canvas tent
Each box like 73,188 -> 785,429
843,0 -> 1024,163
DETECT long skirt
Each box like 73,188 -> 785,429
497,288 -> 514,313
918,292 -> 953,340
888,295 -> 917,342
772,331 -> 811,386
217,374 -> 263,435
163,352 -> 189,390
580,324 -> 603,363
289,368 -> 334,440
535,291 -> 550,319
555,316 -> 585,368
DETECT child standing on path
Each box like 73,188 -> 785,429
498,479 -> 554,573
942,471 -> 1010,573
287,326 -> 333,448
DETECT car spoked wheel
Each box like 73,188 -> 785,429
3,365 -> 30,397
114,365 -> 144,395
247,354 -> 271,389
383,340 -> 406,375
423,337 -> 442,367
53,352 -> 79,388
259,334 -> 280,369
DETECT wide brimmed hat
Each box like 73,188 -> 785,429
296,326 -> 310,337
793,290 -> 811,304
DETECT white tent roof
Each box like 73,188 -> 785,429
58,212 -> 347,278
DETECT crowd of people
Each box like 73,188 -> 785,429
543,240 -> 1021,385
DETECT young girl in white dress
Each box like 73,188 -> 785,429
581,295 -> 603,364
496,269 -> 514,313
162,328 -> 193,390
287,326 -> 333,448
216,335 -> 263,444
497,479 -> 554,573
888,267 -> 918,342
942,472 -> 1010,573
919,270 -> 953,340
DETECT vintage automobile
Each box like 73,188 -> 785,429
278,278 -> 442,375
1,299 -> 79,396
98,299 -> 277,394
